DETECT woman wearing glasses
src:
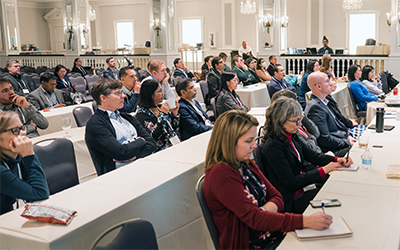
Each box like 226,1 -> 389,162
258,97 -> 352,214
0,112 -> 49,215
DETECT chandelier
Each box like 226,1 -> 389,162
342,0 -> 362,11
89,5 -> 96,21
240,0 -> 256,15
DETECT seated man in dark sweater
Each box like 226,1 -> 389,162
85,78 -> 157,175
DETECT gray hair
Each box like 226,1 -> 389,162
262,96 -> 302,142
6,59 -> 19,68
90,78 -> 122,105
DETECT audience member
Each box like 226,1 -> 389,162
141,60 -> 175,100
360,65 -> 384,96
176,79 -> 212,141
325,71 -> 358,129
173,58 -> 194,79
102,57 -> 120,80
3,59 -> 31,96
54,64 -> 73,89
318,36 -> 334,54
259,97 -> 352,213
136,80 -> 180,152
232,55 -> 252,86
0,78 -> 48,138
305,72 -> 354,156
256,58 -> 272,82
0,112 -> 49,215
298,59 -> 320,108
348,64 -> 379,111
268,64 -> 297,98
118,65 -> 141,113
200,55 -> 214,80
71,58 -> 89,78
139,62 -> 151,82
218,52 -> 231,71
266,55 -> 277,77
319,54 -> 335,78
206,57 -> 225,105
239,41 -> 254,60
85,78 -> 156,175
203,110 -> 333,250
27,73 -> 67,110
216,71 -> 248,117
245,58 -> 260,84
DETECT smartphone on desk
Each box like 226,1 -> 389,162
310,199 -> 341,208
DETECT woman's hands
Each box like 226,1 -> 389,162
303,212 -> 333,230
9,135 -> 34,158
322,162 -> 343,174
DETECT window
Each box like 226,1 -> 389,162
180,17 -> 203,62
115,21 -> 135,48
347,12 -> 377,54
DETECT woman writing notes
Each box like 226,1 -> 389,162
0,112 -> 49,215
203,110 -> 334,250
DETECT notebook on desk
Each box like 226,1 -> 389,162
295,217 -> 353,241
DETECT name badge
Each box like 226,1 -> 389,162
23,89 -> 30,94
169,135 -> 181,146
303,184 -> 317,192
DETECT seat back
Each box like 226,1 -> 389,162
195,175 -> 219,249
32,76 -> 41,90
253,144 -> 267,177
171,76 -> 182,87
70,76 -> 87,94
380,72 -> 390,94
91,219 -> 158,250
86,75 -> 99,91
33,138 -> 79,195
210,97 -> 217,118
73,106 -> 93,127
199,81 -> 209,102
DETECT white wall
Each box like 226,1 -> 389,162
287,0 -> 391,50
17,6 -> 52,50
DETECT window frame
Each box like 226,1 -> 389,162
178,16 -> 204,47
113,19 -> 135,49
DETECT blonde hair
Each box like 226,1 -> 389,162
0,112 -> 19,159
204,110 -> 259,171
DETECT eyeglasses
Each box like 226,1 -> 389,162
1,125 -> 27,135
287,117 -> 303,125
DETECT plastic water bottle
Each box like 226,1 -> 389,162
361,149 -> 372,170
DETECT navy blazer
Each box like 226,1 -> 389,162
178,98 -> 212,141
103,68 -> 120,79
258,134 -> 334,212
85,109 -> 157,175
268,77 -> 297,98
56,76 -> 73,89
305,94 -> 351,153
173,69 -> 194,79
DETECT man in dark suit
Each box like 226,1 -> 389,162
176,78 -> 212,141
118,65 -> 140,113
266,55 -> 277,77
268,64 -> 297,98
172,58 -> 194,79
305,72 -> 355,156
26,73 -> 66,110
85,78 -> 156,175
3,59 -> 31,96
206,57 -> 225,105
102,57 -> 120,79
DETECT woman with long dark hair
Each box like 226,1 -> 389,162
348,64 -> 379,111
360,65 -> 384,96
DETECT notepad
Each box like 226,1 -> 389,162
295,217 -> 353,241
339,164 -> 359,171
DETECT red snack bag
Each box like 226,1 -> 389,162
21,203 -> 77,225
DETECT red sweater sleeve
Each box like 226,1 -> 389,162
205,163 -> 303,233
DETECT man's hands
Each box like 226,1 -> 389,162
10,93 -> 30,109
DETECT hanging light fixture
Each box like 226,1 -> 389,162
342,0 -> 362,11
240,0 -> 256,15
89,5 -> 96,21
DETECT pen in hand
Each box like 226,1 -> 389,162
321,202 -> 325,214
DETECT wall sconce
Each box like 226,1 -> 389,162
263,12 -> 273,34
281,16 -> 289,28
153,18 -> 161,36
386,12 -> 391,26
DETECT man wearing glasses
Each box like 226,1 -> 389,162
268,64 -> 297,98
206,57 -> 225,105
85,78 -> 156,176
3,59 -> 32,96
27,73 -> 66,111
0,78 -> 48,138
305,72 -> 354,157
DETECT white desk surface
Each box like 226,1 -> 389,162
236,82 -> 271,109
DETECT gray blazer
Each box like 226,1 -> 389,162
216,89 -> 248,117
3,73 -> 31,96
27,88 -> 66,111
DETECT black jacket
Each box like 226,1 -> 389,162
258,134 -> 334,212
206,68 -> 222,106
326,95 -> 354,129
85,109 -> 156,175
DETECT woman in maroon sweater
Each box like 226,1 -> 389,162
203,110 -> 333,250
